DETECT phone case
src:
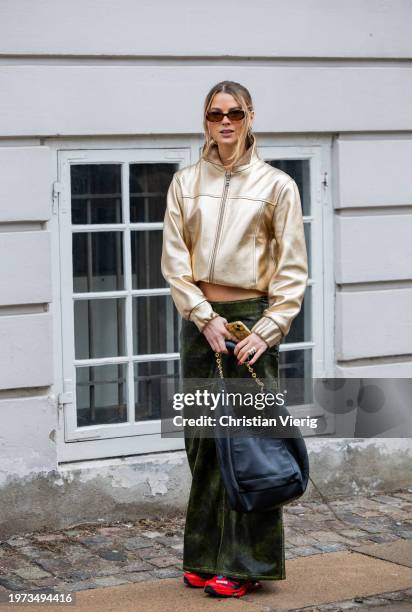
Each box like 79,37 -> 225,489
225,321 -> 251,340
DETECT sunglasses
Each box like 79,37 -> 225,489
206,109 -> 246,122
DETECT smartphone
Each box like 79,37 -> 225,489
225,320 -> 252,341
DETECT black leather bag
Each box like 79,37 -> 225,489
213,341 -> 309,513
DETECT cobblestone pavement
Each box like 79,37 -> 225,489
0,488 -> 411,609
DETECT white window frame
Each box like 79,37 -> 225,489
259,145 -> 323,372
52,136 -> 334,463
56,147 -> 190,462
258,140 -> 335,434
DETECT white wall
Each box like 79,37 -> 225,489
334,137 -> 412,374
0,0 -> 411,58
0,144 -> 57,514
0,147 -> 54,389
0,396 -> 56,489
1,66 -> 412,137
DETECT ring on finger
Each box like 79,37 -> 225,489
248,346 -> 257,356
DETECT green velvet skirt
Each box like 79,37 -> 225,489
180,296 -> 285,581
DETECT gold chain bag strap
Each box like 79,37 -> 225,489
214,350 -> 265,392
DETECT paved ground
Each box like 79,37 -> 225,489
0,488 -> 411,610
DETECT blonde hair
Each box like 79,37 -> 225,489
201,80 -> 254,170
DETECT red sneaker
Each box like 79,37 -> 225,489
204,574 -> 262,597
183,571 -> 215,588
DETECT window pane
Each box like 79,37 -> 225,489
71,164 -> 122,224
74,298 -> 126,359
267,159 -> 310,216
76,363 -> 128,427
134,360 -> 180,421
133,296 -> 179,355
283,286 -> 312,344
73,231 -> 124,293
279,348 -> 313,405
131,229 -> 166,290
130,163 -> 177,223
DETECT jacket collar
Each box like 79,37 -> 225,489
201,133 -> 260,173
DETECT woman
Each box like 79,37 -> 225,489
161,80 -> 308,598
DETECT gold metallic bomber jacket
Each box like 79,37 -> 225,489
161,134 -> 308,348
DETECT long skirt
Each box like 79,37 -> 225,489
180,296 -> 286,581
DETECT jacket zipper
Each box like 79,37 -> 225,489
208,170 -> 231,282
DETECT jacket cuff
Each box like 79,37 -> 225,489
189,300 -> 220,332
251,316 -> 283,348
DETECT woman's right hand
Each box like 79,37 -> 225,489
202,316 -> 238,353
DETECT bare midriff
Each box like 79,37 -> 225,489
198,281 -> 266,302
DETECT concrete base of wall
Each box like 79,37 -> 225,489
0,439 -> 411,539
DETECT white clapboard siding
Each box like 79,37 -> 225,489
1,66 -> 412,136
0,232 -> 52,305
0,147 -> 52,221
336,289 -> 412,360
336,138 -> 412,208
336,363 -> 412,378
0,314 -> 53,389
335,214 -> 412,283
0,0 -> 410,58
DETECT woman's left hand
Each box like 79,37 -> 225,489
233,332 -> 268,366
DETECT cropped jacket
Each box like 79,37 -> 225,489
161,134 -> 308,348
